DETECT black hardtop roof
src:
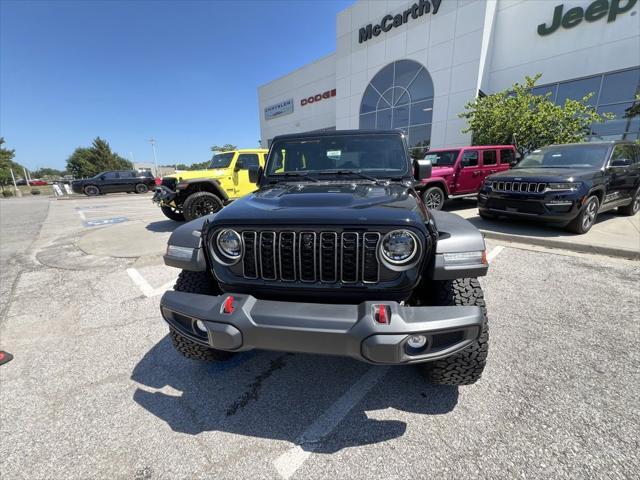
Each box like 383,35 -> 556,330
271,130 -> 406,142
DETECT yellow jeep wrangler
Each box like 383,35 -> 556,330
153,149 -> 268,221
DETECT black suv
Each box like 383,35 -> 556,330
159,131 -> 492,386
478,142 -> 640,234
71,170 -> 156,196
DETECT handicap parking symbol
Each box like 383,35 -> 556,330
83,216 -> 128,227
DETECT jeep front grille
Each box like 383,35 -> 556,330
494,181 -> 546,193
240,230 -> 382,284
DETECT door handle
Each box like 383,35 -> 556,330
472,171 -> 480,177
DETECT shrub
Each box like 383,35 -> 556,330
31,188 -> 41,195
2,189 -> 14,197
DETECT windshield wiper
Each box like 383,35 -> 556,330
268,172 -> 318,183
316,169 -> 385,184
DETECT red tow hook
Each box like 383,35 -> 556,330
222,296 -> 235,314
375,305 -> 390,324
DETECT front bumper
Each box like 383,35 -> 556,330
152,186 -> 177,205
160,291 -> 483,365
478,191 -> 582,223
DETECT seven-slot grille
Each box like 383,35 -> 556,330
493,181 -> 547,193
240,230 -> 382,284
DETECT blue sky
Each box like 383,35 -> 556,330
0,0 -> 353,170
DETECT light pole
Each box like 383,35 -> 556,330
149,139 -> 159,177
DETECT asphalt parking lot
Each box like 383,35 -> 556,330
1,194 -> 639,479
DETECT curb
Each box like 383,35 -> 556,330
480,230 -> 640,260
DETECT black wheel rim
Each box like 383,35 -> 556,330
86,187 -> 97,195
193,199 -> 220,217
582,199 -> 598,230
137,185 -> 146,193
424,191 -> 443,209
633,190 -> 640,213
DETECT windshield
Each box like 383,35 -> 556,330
516,145 -> 610,169
209,152 -> 234,169
266,134 -> 408,178
423,150 -> 460,166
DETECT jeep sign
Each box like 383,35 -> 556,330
537,0 -> 637,36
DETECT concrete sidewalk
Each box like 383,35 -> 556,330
443,199 -> 640,260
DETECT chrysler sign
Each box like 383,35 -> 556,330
359,0 -> 442,43
264,98 -> 294,120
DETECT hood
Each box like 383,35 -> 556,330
429,165 -> 456,178
488,167 -> 598,182
213,181 -> 429,227
167,169 -> 229,181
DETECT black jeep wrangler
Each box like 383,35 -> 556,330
160,131 -> 491,385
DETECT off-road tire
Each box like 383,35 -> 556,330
420,278 -> 489,385
134,183 -> 148,194
84,185 -> 100,196
169,270 -> 233,361
618,186 -> 640,216
182,191 -> 224,221
566,195 -> 599,234
422,186 -> 445,210
160,205 -> 185,222
169,328 -> 235,362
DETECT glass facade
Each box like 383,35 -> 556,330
359,60 -> 434,157
531,67 -> 640,141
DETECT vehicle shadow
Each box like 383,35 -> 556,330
465,210 -> 621,238
442,198 -> 477,212
145,220 -> 181,233
131,336 -> 459,453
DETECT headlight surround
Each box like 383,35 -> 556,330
379,229 -> 420,268
546,182 -> 581,191
216,229 -> 242,260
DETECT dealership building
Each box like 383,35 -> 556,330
258,0 -> 640,155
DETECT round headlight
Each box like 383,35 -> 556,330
217,229 -> 242,259
380,229 -> 418,264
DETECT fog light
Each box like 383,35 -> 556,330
195,320 -> 207,333
407,334 -> 427,349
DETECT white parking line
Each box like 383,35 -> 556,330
487,245 -> 504,262
273,366 -> 390,479
126,268 -> 176,297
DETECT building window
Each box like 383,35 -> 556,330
359,60 -> 434,158
530,67 -> 640,141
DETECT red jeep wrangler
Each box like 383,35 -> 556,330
419,145 -> 517,210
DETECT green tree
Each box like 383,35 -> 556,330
66,137 -> 132,178
0,137 -> 23,186
210,144 -> 237,152
189,160 -> 210,170
459,74 -> 613,158
32,167 -> 66,178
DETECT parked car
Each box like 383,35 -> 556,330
28,179 -> 48,186
479,141 -> 640,234
160,130 -> 491,386
71,170 -> 157,196
418,145 -> 516,210
152,149 -> 268,222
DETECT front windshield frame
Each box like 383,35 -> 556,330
264,133 -> 411,180
209,152 -> 235,169
515,144 -> 612,169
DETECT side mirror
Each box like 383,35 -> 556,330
414,159 -> 432,180
248,165 -> 263,184
610,158 -> 631,168
234,160 -> 244,171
